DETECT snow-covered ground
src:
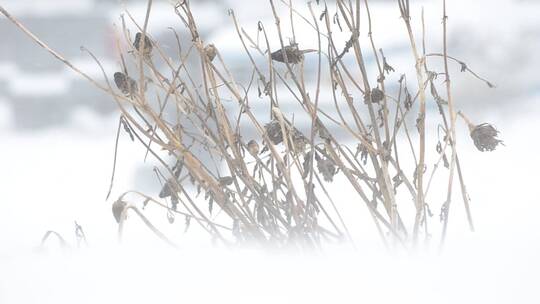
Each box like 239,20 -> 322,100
1,0 -> 539,303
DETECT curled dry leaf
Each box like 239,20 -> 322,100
112,200 -> 127,223
159,179 -> 176,198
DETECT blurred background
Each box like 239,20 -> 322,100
2,0 -> 538,129
1,0 -> 539,302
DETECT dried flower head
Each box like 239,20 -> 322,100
271,44 -> 303,64
271,43 -> 315,64
383,61 -> 395,75
264,120 -> 308,152
114,72 -> 138,97
470,123 -> 503,152
133,32 -> 153,56
112,200 -> 127,223
370,88 -> 384,103
247,140 -> 260,156
379,48 -> 394,75
204,44 -> 217,62
316,155 -> 337,182
265,120 -> 284,145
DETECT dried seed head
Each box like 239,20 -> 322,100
112,200 -> 127,223
379,49 -> 394,75
370,88 -> 384,103
264,120 -> 308,152
470,123 -> 503,152
270,43 -> 315,64
133,32 -> 153,56
383,61 -> 395,74
204,44 -> 217,62
271,44 -> 302,64
265,120 -> 284,145
317,156 -> 337,182
114,72 -> 138,97
247,140 -> 260,156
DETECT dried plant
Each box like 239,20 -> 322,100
270,43 -> 316,64
113,72 -> 138,97
0,0 -> 503,251
133,32 -> 153,56
459,112 -> 503,152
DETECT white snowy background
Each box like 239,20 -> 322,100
1,0 -> 539,303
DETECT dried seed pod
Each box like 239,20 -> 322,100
114,72 -> 138,97
317,156 -> 337,182
133,32 -> 152,56
404,90 -> 413,110
247,140 -> 260,156
470,123 -> 503,152
271,44 -> 315,64
112,200 -> 127,223
204,44 -> 217,62
271,44 -> 303,64
436,141 -> 443,154
370,88 -> 385,103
